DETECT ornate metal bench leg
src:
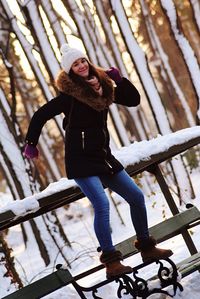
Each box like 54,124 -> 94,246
115,258 -> 183,298
72,281 -> 88,299
68,258 -> 184,298
116,275 -> 138,298
131,258 -> 183,298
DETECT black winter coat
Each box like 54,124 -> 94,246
25,78 -> 140,179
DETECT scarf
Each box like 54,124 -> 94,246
56,70 -> 114,111
86,76 -> 103,96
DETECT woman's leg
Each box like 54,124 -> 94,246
74,176 -> 115,252
100,169 -> 149,241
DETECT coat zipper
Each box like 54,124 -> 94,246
102,113 -> 113,173
82,131 -> 85,150
105,159 -> 113,169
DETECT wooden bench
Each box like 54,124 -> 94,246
3,205 -> 200,299
2,130 -> 200,298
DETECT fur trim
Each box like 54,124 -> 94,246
55,70 -> 114,111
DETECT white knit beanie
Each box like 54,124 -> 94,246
60,44 -> 88,73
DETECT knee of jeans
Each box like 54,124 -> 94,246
128,190 -> 145,207
93,200 -> 110,214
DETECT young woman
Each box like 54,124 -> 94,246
24,44 -> 173,278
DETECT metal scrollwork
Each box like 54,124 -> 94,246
92,289 -> 103,299
133,270 -> 150,298
116,275 -> 138,298
156,258 -> 183,295
72,258 -> 183,299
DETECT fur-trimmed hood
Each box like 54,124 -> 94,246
55,70 -> 114,111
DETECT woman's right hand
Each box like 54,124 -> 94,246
24,144 -> 39,159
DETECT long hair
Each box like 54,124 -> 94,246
68,61 -> 114,99
55,61 -> 114,111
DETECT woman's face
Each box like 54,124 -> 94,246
71,58 -> 89,78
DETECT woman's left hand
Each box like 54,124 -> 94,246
106,67 -> 122,83
24,144 -> 39,159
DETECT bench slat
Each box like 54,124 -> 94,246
2,270 -> 73,299
116,206 -> 200,257
177,252 -> 200,278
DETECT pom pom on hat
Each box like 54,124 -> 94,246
60,44 -> 71,55
60,43 -> 88,73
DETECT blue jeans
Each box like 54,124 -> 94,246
75,170 -> 149,252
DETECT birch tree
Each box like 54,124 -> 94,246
189,0 -> 200,33
0,29 -> 72,284
160,0 -> 200,122
95,0 -> 147,143
0,5 -> 23,292
140,0 -> 195,128
40,0 -> 67,49
108,0 -> 194,201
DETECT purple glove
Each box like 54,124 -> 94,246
106,67 -> 122,83
24,144 -> 39,159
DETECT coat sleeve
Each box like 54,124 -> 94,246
25,95 -> 69,146
114,78 -> 140,107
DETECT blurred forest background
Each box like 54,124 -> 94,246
0,0 -> 200,294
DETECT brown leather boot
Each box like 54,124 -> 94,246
100,250 -> 132,279
135,236 -> 173,263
